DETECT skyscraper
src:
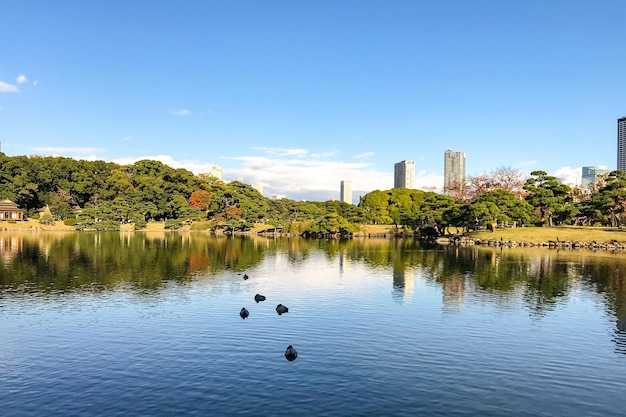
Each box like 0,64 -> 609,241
340,180 -> 352,204
618,117 -> 626,171
207,164 -> 223,181
394,160 -> 415,189
581,166 -> 610,191
443,149 -> 466,194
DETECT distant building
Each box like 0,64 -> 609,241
206,164 -> 223,181
0,199 -> 25,221
618,116 -> 626,171
252,183 -> 264,196
394,160 -> 415,189
443,149 -> 466,194
340,180 -> 352,204
581,166 -> 610,191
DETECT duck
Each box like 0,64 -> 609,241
284,345 -> 298,361
243,274 -> 249,280
276,304 -> 289,315
254,294 -> 266,303
239,307 -> 249,319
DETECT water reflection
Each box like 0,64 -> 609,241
2,232 -> 626,353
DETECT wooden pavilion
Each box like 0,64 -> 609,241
0,199 -> 25,221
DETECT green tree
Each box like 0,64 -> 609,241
589,170 -> 626,227
523,170 -> 573,226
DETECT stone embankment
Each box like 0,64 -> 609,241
438,235 -> 626,250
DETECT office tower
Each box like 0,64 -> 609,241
340,180 -> 352,204
619,117 -> 626,171
206,164 -> 223,181
581,166 -> 610,191
394,160 -> 415,189
252,183 -> 264,196
443,149 -> 466,194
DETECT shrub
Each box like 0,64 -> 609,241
64,219 -> 76,226
190,221 -> 212,231
165,219 -> 182,230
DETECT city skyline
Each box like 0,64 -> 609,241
1,2 -> 624,201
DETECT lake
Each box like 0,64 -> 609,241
1,232 -> 625,416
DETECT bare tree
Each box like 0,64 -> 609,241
490,166 -> 527,198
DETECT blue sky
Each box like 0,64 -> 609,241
1,1 -> 625,202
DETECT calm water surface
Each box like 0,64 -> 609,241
1,232 -> 625,416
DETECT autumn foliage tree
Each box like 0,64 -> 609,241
189,190 -> 212,210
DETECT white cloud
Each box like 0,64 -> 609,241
123,135 -> 133,141
226,153 -> 444,201
109,150 -> 445,201
33,79 -> 39,86
310,150 -> 339,158
33,147 -> 104,161
552,166 -> 581,186
355,152 -> 375,159
516,160 -> 538,168
28,146 -> 445,201
253,147 -> 309,157
170,108 -> 190,117
0,81 -> 19,93
111,155 -> 210,174
16,75 -> 27,84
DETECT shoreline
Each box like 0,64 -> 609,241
3,220 -> 626,250
439,235 -> 626,250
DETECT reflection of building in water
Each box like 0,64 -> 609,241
0,235 -> 23,263
442,274 -> 465,313
392,266 -> 414,303
615,311 -> 626,355
529,254 -> 554,279
339,252 -> 350,274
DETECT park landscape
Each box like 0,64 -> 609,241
2,154 -> 626,248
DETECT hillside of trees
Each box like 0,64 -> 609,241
1,153 -> 626,235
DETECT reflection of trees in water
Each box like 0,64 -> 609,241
425,247 -> 574,317
4,233 -> 626,353
0,232 -> 268,291
576,257 -> 626,354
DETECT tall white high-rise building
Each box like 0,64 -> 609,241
252,183 -> 264,196
340,180 -> 352,204
618,117 -> 626,171
206,164 -> 223,181
443,149 -> 466,194
394,160 -> 415,189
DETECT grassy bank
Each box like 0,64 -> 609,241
468,226 -> 626,244
3,220 -> 624,245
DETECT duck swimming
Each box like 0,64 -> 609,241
239,307 -> 249,319
276,304 -> 289,315
243,274 -> 249,280
254,294 -> 266,303
284,345 -> 298,361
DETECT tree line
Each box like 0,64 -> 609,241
1,153 -> 625,234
